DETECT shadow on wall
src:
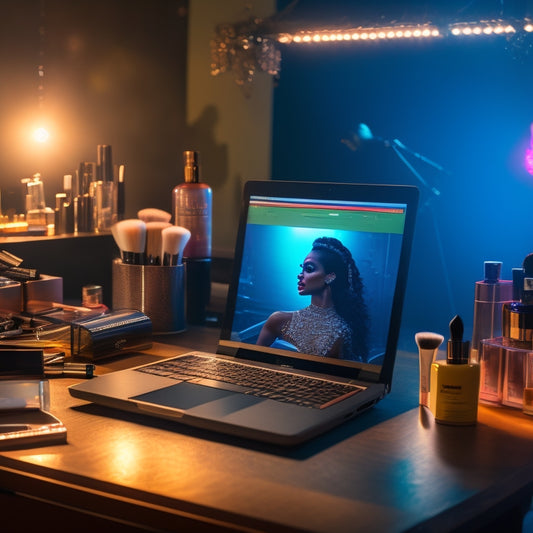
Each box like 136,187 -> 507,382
184,104 -> 244,256
184,105 -> 229,192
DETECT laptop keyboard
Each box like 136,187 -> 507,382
136,353 -> 364,409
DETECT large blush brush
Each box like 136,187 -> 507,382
145,221 -> 172,265
137,208 -> 172,223
161,226 -> 191,266
415,331 -> 444,407
113,219 -> 147,265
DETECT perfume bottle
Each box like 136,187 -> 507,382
430,315 -> 480,425
479,255 -> 533,407
172,150 -> 212,324
471,261 -> 513,363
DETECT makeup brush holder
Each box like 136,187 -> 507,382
112,259 -> 186,334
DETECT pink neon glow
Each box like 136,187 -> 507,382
526,123 -> 533,176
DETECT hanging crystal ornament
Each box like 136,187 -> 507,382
210,15 -> 281,97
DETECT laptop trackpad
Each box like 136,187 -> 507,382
131,382 -> 255,411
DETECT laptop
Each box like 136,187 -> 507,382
69,180 -> 419,445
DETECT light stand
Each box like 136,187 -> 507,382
388,137 -> 456,319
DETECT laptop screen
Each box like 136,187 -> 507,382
219,181 -> 418,385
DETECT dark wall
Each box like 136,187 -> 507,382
0,0 -> 188,219
272,0 -> 533,341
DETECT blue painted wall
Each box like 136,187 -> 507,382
272,1 -> 533,344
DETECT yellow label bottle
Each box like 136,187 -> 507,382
429,315 -> 481,425
430,361 -> 480,425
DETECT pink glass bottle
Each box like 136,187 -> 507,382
172,151 -> 212,324
173,151 -> 212,258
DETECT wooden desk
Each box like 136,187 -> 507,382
1,327 -> 533,532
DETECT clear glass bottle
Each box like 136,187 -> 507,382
471,261 -> 513,363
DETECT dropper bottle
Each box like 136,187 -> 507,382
429,315 -> 480,425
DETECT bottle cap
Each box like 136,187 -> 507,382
484,261 -> 502,282
97,145 -> 113,181
447,315 -> 470,364
513,267 -> 525,301
524,253 -> 533,277
183,150 -> 200,183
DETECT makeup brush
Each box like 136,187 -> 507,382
161,226 -> 191,266
112,219 -> 147,264
137,208 -> 172,223
415,331 -> 444,407
145,221 -> 172,265
111,221 -> 125,261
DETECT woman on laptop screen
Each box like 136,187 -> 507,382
256,236 -> 369,361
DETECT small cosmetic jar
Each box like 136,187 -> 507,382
82,284 -> 103,308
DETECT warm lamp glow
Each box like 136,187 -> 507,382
32,127 -> 50,143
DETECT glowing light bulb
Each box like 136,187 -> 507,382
33,127 -> 50,143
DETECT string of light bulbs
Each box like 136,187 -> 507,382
211,16 -> 533,91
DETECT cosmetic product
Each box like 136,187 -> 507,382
523,352 -> 533,415
479,337 -> 506,404
173,151 -> 212,258
173,150 -> 212,324
111,219 -> 147,265
471,261 -> 513,363
111,221 -> 125,262
513,267 -> 525,301
415,331 -> 444,407
24,173 -> 46,212
97,144 -> 113,183
44,362 -> 94,378
62,174 -> 74,233
429,315 -> 480,425
54,193 -> 67,234
116,164 -> 125,221
82,284 -> 103,308
145,221 -> 172,265
91,180 -> 116,232
63,174 -> 73,203
75,162 -> 95,233
92,145 -> 116,231
0,266 -> 40,282
161,225 -> 191,266
26,207 -> 54,234
479,254 -> 533,410
0,250 -> 23,269
480,334 -> 533,409
502,255 -> 533,346
138,208 -> 172,223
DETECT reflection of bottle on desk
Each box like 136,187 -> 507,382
172,150 -> 212,325
471,261 -> 513,363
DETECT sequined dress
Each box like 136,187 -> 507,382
280,304 -> 352,358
